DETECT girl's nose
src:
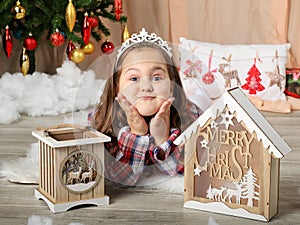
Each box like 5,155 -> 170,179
140,78 -> 153,92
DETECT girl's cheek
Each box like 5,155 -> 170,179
155,81 -> 173,98
119,85 -> 137,103
119,81 -> 132,94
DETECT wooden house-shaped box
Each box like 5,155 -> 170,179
32,124 -> 111,213
174,88 -> 292,222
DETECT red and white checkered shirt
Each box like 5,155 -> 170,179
101,102 -> 202,186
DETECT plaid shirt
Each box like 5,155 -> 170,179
102,102 -> 202,186
104,127 -> 182,186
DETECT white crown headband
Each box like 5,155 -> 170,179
115,28 -> 173,64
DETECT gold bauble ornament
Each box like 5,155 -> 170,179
20,47 -> 29,76
82,42 -> 95,54
65,0 -> 76,32
11,0 -> 26,20
122,25 -> 130,42
71,49 -> 85,63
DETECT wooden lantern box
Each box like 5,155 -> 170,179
32,124 -> 111,213
174,88 -> 292,222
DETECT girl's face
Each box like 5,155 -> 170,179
118,48 -> 173,116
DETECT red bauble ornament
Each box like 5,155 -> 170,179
82,12 -> 91,45
3,25 -> 13,58
114,0 -> 122,21
66,40 -> 75,60
24,32 -> 38,50
88,12 -> 99,28
101,40 -> 114,54
202,72 -> 215,84
202,50 -> 216,85
50,29 -> 65,47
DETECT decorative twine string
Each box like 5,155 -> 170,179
185,51 -> 288,63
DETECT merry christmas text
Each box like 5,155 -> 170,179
198,126 -> 255,182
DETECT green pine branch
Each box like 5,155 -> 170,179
0,0 -> 127,46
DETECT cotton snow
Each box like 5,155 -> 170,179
0,59 -> 105,124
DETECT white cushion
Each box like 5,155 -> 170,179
178,38 -> 291,107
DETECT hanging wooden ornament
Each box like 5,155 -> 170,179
202,50 -> 217,85
122,25 -> 130,42
114,0 -> 122,21
82,42 -> 94,54
266,50 -> 285,89
241,58 -> 265,95
3,25 -> 13,58
66,40 -> 75,60
65,0 -> 76,32
50,29 -> 65,47
71,48 -> 85,63
20,47 -> 30,76
82,12 -> 91,45
88,12 -> 99,28
11,0 -> 26,20
24,32 -> 38,50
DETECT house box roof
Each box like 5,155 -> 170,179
174,87 -> 292,158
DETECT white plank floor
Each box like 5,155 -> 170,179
0,110 -> 299,225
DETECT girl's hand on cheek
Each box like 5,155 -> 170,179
150,97 -> 174,145
116,93 -> 148,135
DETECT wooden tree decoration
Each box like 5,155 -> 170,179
241,167 -> 260,207
242,58 -> 265,94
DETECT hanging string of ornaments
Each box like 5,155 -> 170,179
1,0 -> 128,75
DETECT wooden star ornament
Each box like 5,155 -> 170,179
266,65 -> 285,89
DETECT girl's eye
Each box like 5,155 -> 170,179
129,76 -> 138,81
152,75 -> 163,81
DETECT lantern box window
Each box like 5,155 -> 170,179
32,124 -> 111,213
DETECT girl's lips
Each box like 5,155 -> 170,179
139,96 -> 155,100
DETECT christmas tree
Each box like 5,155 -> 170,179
241,58 -> 265,95
240,167 -> 259,207
0,0 -> 127,74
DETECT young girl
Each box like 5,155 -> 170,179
91,28 -> 203,186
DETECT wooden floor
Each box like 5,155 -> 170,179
0,110 -> 299,225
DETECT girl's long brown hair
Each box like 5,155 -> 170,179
92,43 -> 192,138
